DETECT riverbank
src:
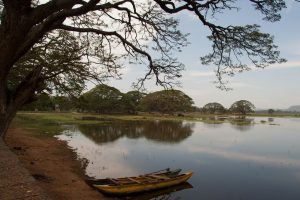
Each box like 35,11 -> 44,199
15,112 -> 300,130
0,138 -> 50,200
5,123 -> 109,200
4,112 -> 299,199
17,111 -> 300,124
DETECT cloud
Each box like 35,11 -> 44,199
119,65 -> 132,75
183,88 -> 212,97
285,0 -> 297,13
56,131 -> 140,178
187,146 -> 300,168
228,82 -> 260,89
184,71 -> 215,78
183,60 -> 300,82
267,61 -> 300,70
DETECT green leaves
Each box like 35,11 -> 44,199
139,90 -> 194,113
203,102 -> 226,114
229,100 -> 255,115
80,84 -> 123,113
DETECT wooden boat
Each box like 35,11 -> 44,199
86,168 -> 193,195
127,182 -> 193,200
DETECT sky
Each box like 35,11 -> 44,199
106,1 -> 300,110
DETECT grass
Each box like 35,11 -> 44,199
14,111 -> 298,136
16,111 -> 300,125
16,112 -> 181,124
250,113 -> 300,118
14,112 -> 189,136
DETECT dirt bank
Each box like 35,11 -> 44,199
5,125 -> 109,200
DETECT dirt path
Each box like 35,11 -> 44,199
5,125 -> 110,200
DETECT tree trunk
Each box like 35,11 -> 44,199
0,105 -> 17,139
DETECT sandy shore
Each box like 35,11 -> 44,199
5,125 -> 109,200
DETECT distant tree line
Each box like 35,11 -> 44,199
201,100 -> 255,115
21,84 -> 195,114
22,84 -> 257,115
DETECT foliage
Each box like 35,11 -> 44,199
0,0 -> 293,137
229,100 -> 255,115
78,120 -> 194,144
52,96 -> 74,111
268,109 -> 275,114
139,90 -> 194,113
21,94 -> 54,111
1,0 -> 288,97
80,84 -> 123,113
9,30 -> 115,99
120,91 -> 146,114
203,102 -> 226,114
21,94 -> 74,111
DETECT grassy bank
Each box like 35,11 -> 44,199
16,112 -> 190,125
15,111 -> 299,131
14,112 -> 195,136
16,111 -> 300,124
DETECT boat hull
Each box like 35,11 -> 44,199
93,172 -> 193,195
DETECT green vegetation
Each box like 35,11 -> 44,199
23,86 -> 195,114
139,90 -> 194,113
229,100 -> 255,115
79,85 -> 123,113
22,94 -> 74,112
15,112 -> 188,125
121,91 -> 146,114
268,109 -> 275,115
202,102 -> 226,114
15,112 -> 299,138
0,1 -> 289,138
21,88 -> 300,118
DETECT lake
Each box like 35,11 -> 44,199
56,117 -> 300,200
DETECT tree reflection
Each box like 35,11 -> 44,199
200,116 -> 255,131
201,116 -> 226,124
229,118 -> 254,131
77,121 -> 195,144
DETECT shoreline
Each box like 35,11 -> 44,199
5,123 -> 109,200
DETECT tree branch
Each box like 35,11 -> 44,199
57,24 -> 155,72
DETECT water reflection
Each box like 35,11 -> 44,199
56,118 -> 300,200
229,118 -> 255,131
201,116 -> 255,131
78,120 -> 195,144
117,182 -> 193,200
268,117 -> 274,122
201,116 -> 226,124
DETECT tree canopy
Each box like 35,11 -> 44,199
80,84 -> 123,113
229,100 -> 255,115
203,102 -> 226,114
139,90 -> 194,113
268,109 -> 275,115
0,0 -> 293,137
120,91 -> 146,114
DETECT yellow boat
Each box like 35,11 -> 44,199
86,169 -> 193,195
127,182 -> 193,200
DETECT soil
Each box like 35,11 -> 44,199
5,125 -> 110,200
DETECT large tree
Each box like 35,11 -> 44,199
139,90 -> 194,113
203,102 -> 226,114
80,84 -> 123,113
120,91 -> 146,114
0,0 -> 290,138
229,100 -> 255,115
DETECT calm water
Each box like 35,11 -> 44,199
56,117 -> 300,200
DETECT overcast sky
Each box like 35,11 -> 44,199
106,1 -> 300,110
